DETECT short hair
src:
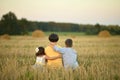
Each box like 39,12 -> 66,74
49,33 -> 59,42
65,39 -> 73,47
36,47 -> 45,56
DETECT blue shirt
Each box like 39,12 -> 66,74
54,46 -> 79,69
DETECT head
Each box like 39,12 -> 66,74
36,47 -> 45,56
49,33 -> 59,42
65,39 -> 73,47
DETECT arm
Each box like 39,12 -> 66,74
45,55 -> 61,60
54,45 -> 65,54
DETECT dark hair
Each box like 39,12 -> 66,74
65,39 -> 73,47
36,47 -> 45,56
49,33 -> 59,42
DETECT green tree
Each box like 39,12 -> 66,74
94,23 -> 101,34
18,18 -> 29,34
0,11 -> 21,35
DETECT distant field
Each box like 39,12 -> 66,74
0,35 -> 120,80
45,32 -> 86,36
29,31 -> 86,36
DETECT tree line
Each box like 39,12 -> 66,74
0,11 -> 120,35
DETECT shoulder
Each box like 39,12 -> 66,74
37,55 -> 46,59
45,46 -> 51,49
40,55 -> 46,59
45,46 -> 51,51
36,57 -> 42,60
70,48 -> 77,53
56,45 -> 61,48
45,46 -> 49,49
43,55 -> 46,58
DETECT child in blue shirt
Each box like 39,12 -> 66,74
53,39 -> 79,70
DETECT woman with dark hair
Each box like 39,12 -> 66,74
45,33 -> 63,68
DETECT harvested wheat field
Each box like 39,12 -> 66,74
0,35 -> 120,80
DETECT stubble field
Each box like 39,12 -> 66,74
0,34 -> 120,80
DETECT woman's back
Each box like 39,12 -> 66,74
45,46 -> 63,68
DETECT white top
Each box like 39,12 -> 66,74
35,55 -> 46,65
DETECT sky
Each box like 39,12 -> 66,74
0,0 -> 120,25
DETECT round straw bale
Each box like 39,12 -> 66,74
98,30 -> 111,37
32,30 -> 45,38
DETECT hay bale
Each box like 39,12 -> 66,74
98,30 -> 111,37
32,30 -> 45,38
0,34 -> 11,40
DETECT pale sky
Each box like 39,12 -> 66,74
0,0 -> 120,25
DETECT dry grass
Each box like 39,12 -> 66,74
98,30 -> 111,37
0,34 -> 11,40
0,35 -> 120,80
32,30 -> 45,38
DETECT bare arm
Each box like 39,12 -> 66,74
45,55 -> 61,60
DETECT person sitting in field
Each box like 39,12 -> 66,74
45,33 -> 63,68
53,39 -> 79,70
33,46 -> 60,69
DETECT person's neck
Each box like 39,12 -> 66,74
50,42 -> 57,45
66,45 -> 72,48
49,42 -> 57,47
